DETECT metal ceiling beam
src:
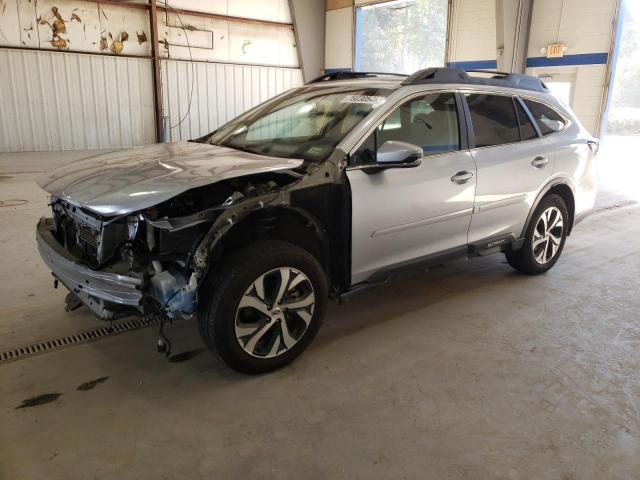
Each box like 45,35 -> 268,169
148,0 -> 164,142
156,6 -> 292,27
76,0 -> 292,27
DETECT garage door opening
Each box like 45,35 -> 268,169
354,0 -> 449,74
606,0 -> 640,136
546,81 -> 572,106
600,0 -> 640,202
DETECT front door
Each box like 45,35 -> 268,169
346,92 -> 477,284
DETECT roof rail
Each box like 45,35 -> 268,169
401,67 -> 549,93
307,71 -> 407,84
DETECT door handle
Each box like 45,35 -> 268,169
531,156 -> 549,168
451,170 -> 474,184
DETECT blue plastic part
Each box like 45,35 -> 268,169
149,270 -> 196,318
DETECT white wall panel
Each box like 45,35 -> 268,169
158,11 -> 298,66
527,0 -> 616,56
325,7 -> 353,70
448,0 -> 496,63
161,59 -> 303,141
0,48 -> 155,151
0,0 -> 302,152
290,0 -> 325,81
526,0 -> 617,135
166,0 -> 292,24
0,0 -> 152,56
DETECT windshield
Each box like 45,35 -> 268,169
205,86 -> 393,161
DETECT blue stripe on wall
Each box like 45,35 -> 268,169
446,53 -> 608,71
324,68 -> 352,74
526,53 -> 608,67
447,60 -> 498,69
329,53 -> 607,77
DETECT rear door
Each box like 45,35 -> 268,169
347,91 -> 477,284
464,92 -> 556,245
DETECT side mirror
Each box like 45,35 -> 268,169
365,141 -> 423,173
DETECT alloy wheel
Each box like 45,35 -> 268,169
234,267 -> 315,358
532,206 -> 564,264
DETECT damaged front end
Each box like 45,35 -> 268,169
37,167 -> 313,323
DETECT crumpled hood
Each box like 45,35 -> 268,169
38,142 -> 304,216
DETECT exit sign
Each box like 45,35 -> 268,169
546,44 -> 564,58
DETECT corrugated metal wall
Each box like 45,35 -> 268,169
0,47 -> 303,151
0,0 -> 304,152
161,60 -> 303,141
0,48 -> 156,152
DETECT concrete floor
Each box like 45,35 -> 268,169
1,140 -> 639,478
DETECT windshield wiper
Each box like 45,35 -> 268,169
219,142 -> 261,155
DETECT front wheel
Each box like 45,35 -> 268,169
197,240 -> 328,374
506,194 -> 568,275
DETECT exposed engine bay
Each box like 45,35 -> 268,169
47,170 -> 307,323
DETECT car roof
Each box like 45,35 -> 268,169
306,67 -> 550,95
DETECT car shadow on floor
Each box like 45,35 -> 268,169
89,253 -> 530,379
2,251 -> 555,410
317,255 -> 523,345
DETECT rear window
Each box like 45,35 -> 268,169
522,99 -> 566,135
465,94 -> 520,148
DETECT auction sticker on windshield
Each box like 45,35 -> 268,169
340,95 -> 386,106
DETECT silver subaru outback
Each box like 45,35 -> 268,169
36,68 -> 598,373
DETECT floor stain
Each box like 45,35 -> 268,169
15,393 -> 61,409
76,376 -> 109,391
0,175 -> 14,182
169,348 -> 205,363
0,199 -> 28,207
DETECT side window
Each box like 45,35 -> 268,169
514,99 -> 538,141
522,99 -> 566,135
380,108 -> 401,131
352,92 -> 460,164
465,94 -> 520,147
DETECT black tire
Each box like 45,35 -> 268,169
197,240 -> 328,374
506,194 -> 569,275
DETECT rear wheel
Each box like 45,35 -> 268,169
506,194 -> 568,275
197,240 -> 328,374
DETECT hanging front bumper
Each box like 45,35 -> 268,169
36,217 -> 143,318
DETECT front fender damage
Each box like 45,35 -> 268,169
147,158 -> 340,320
